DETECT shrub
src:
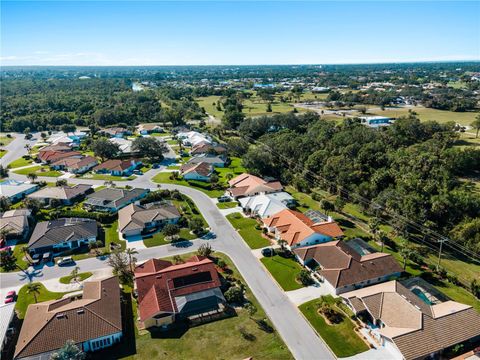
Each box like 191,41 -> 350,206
224,286 -> 244,304
297,270 -> 314,286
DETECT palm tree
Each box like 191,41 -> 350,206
125,248 -> 138,272
70,266 -> 80,282
399,240 -> 413,270
368,217 -> 380,242
26,283 -> 41,303
0,228 -> 11,246
277,239 -> 287,252
471,114 -> 480,138
27,173 -> 38,183
225,173 -> 234,181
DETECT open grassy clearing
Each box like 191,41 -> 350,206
226,212 -> 270,249
95,252 -> 292,360
59,271 -> 93,284
216,201 -> 238,209
12,165 -> 62,177
15,283 -> 69,319
8,157 -> 34,168
299,296 -> 370,357
151,172 -> 225,198
260,255 -> 304,291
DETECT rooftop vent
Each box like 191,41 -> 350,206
192,267 -> 198,272
56,313 -> 65,319
77,309 -> 85,315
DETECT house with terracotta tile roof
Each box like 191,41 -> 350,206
341,278 -> 480,360
294,239 -> 402,294
180,162 -> 213,182
227,173 -> 283,199
93,159 -> 140,176
50,155 -> 98,174
14,276 -> 122,360
37,149 -> 82,164
263,209 -> 344,249
118,202 -> 181,238
134,255 -> 226,329
190,142 -> 227,156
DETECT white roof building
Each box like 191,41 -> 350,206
0,303 -> 16,353
109,137 -> 133,154
177,131 -> 211,147
47,131 -> 86,145
239,192 -> 294,218
0,180 -> 39,201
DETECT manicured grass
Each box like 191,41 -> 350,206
97,252 -> 292,360
15,283 -> 69,319
151,132 -> 171,137
216,157 -> 246,184
151,171 -> 225,198
216,201 -> 238,209
13,165 -> 61,177
299,296 -> 369,357
0,150 -> 7,159
12,165 -> 42,175
81,173 -> 135,181
0,242 -> 31,273
59,271 -> 93,284
260,255 -> 304,291
8,157 -> 34,168
0,135 -> 14,146
226,212 -> 270,249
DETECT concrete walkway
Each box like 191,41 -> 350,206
285,284 -> 333,306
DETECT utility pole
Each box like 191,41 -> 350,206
437,238 -> 448,271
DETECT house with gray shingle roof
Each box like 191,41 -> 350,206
27,184 -> 93,205
0,209 -> 31,241
83,188 -> 149,213
14,276 -> 122,359
28,218 -> 98,255
118,202 -> 181,238
0,180 -> 39,203
341,278 -> 480,360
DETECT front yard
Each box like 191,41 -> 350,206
8,156 -> 33,168
93,252 -> 293,360
151,171 -> 225,198
15,283 -> 69,319
13,165 -> 62,177
260,254 -> 305,291
299,296 -> 370,357
226,212 -> 270,249
59,271 -> 93,284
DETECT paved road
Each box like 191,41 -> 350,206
0,133 -> 37,167
1,140 -> 335,360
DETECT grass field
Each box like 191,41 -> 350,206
8,157 -> 34,168
151,171 -> 225,198
226,212 -> 271,249
216,201 -> 238,209
15,283 -> 69,319
260,255 -> 304,291
13,165 -> 62,177
0,135 -> 14,146
0,150 -> 7,159
81,173 -> 135,181
95,252 -> 292,360
299,296 -> 369,357
59,272 -> 93,284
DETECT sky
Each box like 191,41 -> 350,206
1,1 -> 479,66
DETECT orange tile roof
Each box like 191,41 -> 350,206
263,209 -> 344,246
228,173 -> 283,198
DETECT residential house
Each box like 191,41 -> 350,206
134,255 -> 226,329
190,142 -> 227,156
137,123 -> 164,135
0,209 -> 31,242
109,137 -> 134,155
84,188 -> 149,213
0,303 -> 16,359
176,131 -> 211,147
180,162 -> 213,182
187,154 -> 226,168
227,173 -> 283,199
0,180 -> 39,203
341,278 -> 480,360
27,184 -> 92,206
118,202 -> 181,238
38,144 -> 82,164
293,239 -> 403,294
239,192 -> 295,218
28,217 -> 98,255
360,116 -> 393,128
14,276 -> 122,360
50,156 -> 98,174
93,159 -> 140,176
263,209 -> 344,249
46,131 -> 86,146
99,127 -> 131,138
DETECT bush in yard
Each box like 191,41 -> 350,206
254,318 -> 274,333
188,217 -> 204,235
224,286 -> 244,304
216,259 -> 227,270
50,340 -> 86,360
197,243 -> 213,257
297,269 -> 314,286
162,224 -> 180,238
319,303 -> 344,324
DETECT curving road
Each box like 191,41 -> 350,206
1,145 -> 335,360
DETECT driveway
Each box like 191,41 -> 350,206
2,165 -> 335,360
286,284 -> 333,306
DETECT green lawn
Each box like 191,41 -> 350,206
8,157 -> 34,168
299,296 -> 369,357
13,165 -> 62,177
15,283 -> 69,319
0,150 -> 7,159
216,201 -> 238,209
151,171 -> 225,198
96,252 -> 292,360
81,173 -> 135,181
0,135 -> 14,146
59,272 -> 93,284
226,212 -> 270,249
260,255 -> 304,291
143,228 -> 196,248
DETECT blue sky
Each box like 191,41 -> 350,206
1,1 -> 479,66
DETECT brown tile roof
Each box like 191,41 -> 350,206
28,184 -> 92,201
191,143 -> 227,155
134,256 -> 222,321
342,280 -> 480,360
228,173 -> 283,198
38,150 -> 81,163
94,159 -> 136,172
51,155 -> 97,169
118,203 -> 181,233
14,276 -> 122,359
294,240 -> 402,288
180,162 -> 213,177
264,209 -> 344,246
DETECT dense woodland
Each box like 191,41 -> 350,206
235,112 -> 480,254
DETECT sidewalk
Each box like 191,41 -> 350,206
285,284 -> 332,306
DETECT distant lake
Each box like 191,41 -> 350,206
132,82 -> 144,92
